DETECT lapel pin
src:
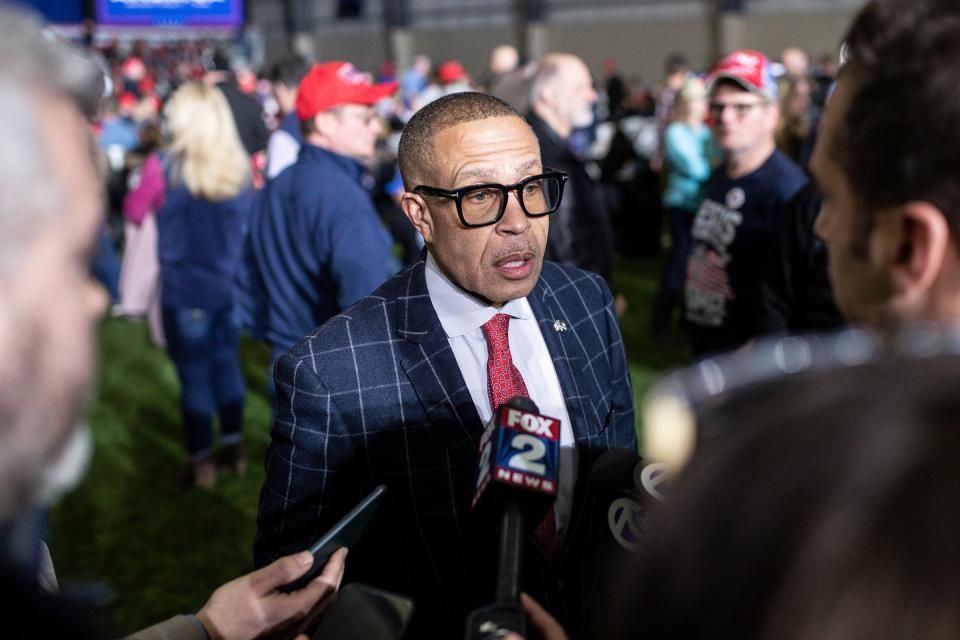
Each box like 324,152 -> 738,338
553,320 -> 568,332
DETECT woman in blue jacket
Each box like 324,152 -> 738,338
139,82 -> 254,488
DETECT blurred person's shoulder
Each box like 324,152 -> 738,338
0,562 -> 102,639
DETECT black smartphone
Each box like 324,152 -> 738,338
278,484 -> 388,593
310,583 -> 415,640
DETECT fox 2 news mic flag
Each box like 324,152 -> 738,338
471,397 -> 560,510
465,397 -> 561,640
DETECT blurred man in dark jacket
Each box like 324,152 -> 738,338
528,53 -> 616,287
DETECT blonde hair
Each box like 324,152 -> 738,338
164,82 -> 250,201
671,77 -> 706,122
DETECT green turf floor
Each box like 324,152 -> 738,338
50,256 -> 689,634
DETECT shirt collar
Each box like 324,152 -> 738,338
425,251 -> 532,338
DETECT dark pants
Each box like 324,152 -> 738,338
652,206 -> 695,336
162,305 -> 245,459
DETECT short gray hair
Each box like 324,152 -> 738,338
529,53 -> 568,105
0,6 -> 104,277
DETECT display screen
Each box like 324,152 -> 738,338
95,0 -> 243,27
17,0 -> 86,23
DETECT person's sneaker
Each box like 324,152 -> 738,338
217,442 -> 247,477
180,456 -> 216,490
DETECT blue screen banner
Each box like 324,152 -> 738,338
95,0 -> 243,27
16,0 -> 86,24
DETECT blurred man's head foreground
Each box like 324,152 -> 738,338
0,6 -> 107,525
812,0 -> 960,331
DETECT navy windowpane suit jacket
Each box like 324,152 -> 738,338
254,257 -> 637,638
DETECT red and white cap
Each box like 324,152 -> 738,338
295,61 -> 397,121
708,49 -> 778,101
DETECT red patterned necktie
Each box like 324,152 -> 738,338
481,312 -> 558,561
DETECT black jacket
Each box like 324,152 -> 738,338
761,182 -> 845,334
2,562 -> 102,639
527,112 -> 615,284
217,81 -> 268,156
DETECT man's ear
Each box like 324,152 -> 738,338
879,201 -> 951,298
312,111 -> 333,138
400,191 -> 433,244
535,81 -> 558,111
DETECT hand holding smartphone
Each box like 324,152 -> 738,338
279,485 -> 388,593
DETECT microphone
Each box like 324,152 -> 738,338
465,396 -> 561,639
591,448 -> 663,552
560,448 -> 667,638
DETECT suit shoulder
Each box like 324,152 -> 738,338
537,261 -> 611,303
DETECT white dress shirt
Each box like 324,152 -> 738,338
425,252 -> 578,539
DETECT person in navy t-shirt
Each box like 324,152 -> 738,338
685,50 -> 808,358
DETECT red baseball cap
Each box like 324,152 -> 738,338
118,91 -> 137,110
709,49 -> 778,101
295,61 -> 397,121
438,60 -> 466,84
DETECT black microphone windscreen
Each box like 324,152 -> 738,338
587,447 -> 643,493
504,396 -> 539,414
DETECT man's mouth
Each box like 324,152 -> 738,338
494,252 -> 535,279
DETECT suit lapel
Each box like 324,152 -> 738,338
527,268 -> 601,442
528,267 -> 609,567
396,260 -> 485,470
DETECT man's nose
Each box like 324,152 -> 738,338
497,190 -> 530,234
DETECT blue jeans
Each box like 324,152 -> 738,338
92,226 -> 121,303
162,306 -> 245,459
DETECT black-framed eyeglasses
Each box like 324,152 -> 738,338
413,169 -> 568,228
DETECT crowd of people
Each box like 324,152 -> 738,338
91,38 -> 692,489
7,0 -> 960,637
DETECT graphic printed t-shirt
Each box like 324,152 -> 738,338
685,149 -> 807,357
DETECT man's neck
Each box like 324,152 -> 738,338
425,250 -> 509,317
725,138 -> 776,179
305,132 -> 327,149
304,135 -> 361,163
531,104 -> 570,140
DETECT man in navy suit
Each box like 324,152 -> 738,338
255,92 -> 637,638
